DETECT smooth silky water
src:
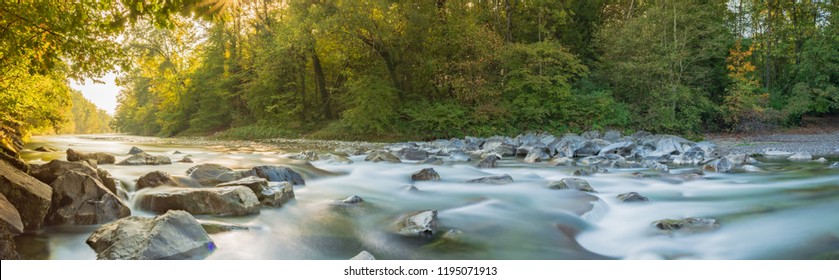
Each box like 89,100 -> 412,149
16,135 -> 839,260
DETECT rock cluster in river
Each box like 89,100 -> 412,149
67,149 -> 116,164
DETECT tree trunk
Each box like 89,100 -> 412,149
311,45 -> 333,120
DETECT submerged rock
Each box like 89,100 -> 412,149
418,156 -> 444,165
394,210 -> 438,238
86,210 -> 214,260
551,156 -> 575,166
67,149 -> 116,164
34,146 -> 56,152
350,250 -> 376,260
178,156 -> 193,163
653,217 -> 720,234
788,152 -> 812,161
117,152 -> 171,166
0,160 -> 52,231
46,171 -> 131,225
138,186 -> 260,216
475,155 -> 499,168
128,147 -> 144,155
341,195 -> 365,204
198,220 -> 250,234
547,178 -> 596,192
411,168 -> 440,181
365,151 -> 401,163
466,174 -> 514,184
617,192 -> 649,203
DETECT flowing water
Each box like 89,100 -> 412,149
15,135 -> 839,260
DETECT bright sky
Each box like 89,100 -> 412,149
69,72 -> 122,115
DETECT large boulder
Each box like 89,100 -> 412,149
0,160 -> 52,231
29,159 -> 99,185
46,171 -> 131,225
136,171 -> 182,190
547,178 -> 596,192
575,139 -> 610,157
1,224 -> 19,259
86,210 -> 215,260
0,193 -> 24,235
67,149 -> 116,164
703,157 -> 733,173
186,163 -> 234,186
216,177 -> 295,207
393,209 -> 438,238
138,186 -> 260,216
524,149 -> 550,163
465,174 -> 514,185
117,152 -> 172,165
365,151 -> 402,163
598,141 -> 636,157
250,166 -> 306,185
411,168 -> 440,181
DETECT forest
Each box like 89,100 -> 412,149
2,0 -> 839,142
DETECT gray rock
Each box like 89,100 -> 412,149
703,157 -> 733,173
448,151 -> 471,162
251,166 -> 306,185
138,186 -> 260,216
418,156 -> 444,165
34,146 -> 56,152
291,150 -> 319,161
411,168 -> 440,181
582,130 -> 601,140
394,210 -> 438,238
475,155 -> 499,168
365,151 -> 402,163
350,250 -> 376,260
341,195 -> 365,204
1,223 -> 19,259
198,220 -> 250,234
603,130 -> 622,142
788,152 -> 812,161
547,178 -> 596,192
404,185 -> 420,192
324,154 -> 353,164
117,152 -> 172,165
466,174 -> 514,184
814,157 -> 828,163
95,168 -> 120,195
86,210 -> 214,260
524,149 -> 550,163
550,157 -> 575,166
396,148 -> 429,161
0,193 -> 24,235
67,149 -> 116,164
215,176 -> 293,206
0,160 -> 52,231
136,171 -> 182,190
186,163 -> 235,186
653,217 -> 720,234
642,160 -> 670,173
575,139 -> 610,157
829,162 -> 839,169
128,147 -> 144,155
617,192 -> 649,202
597,141 -> 636,157
46,171 -> 131,225
258,182 -> 295,207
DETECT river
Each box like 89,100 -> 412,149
15,134 -> 839,260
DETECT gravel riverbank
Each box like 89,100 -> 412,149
708,131 -> 839,157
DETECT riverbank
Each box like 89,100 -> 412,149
708,115 -> 839,157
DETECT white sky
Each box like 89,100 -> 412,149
69,72 -> 121,115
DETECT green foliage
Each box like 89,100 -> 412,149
338,75 -> 399,134
403,101 -> 468,139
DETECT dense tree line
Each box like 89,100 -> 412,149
3,1 -> 839,143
